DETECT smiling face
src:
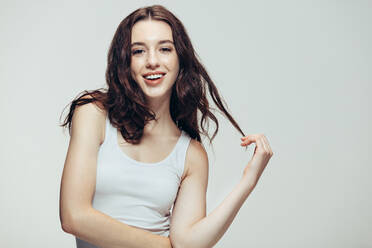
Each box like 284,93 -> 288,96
130,19 -> 179,101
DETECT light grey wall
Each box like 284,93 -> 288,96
0,0 -> 371,247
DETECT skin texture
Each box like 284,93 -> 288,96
59,19 -> 273,248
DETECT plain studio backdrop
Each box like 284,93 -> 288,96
0,0 -> 371,247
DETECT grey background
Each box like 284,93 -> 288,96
0,0 -> 371,247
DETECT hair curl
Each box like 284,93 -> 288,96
60,4 -> 245,144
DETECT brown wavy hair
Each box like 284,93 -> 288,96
60,4 -> 245,144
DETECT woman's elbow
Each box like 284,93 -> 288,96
59,208 -> 81,235
61,220 -> 74,234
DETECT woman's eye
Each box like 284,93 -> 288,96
132,48 -> 171,55
161,47 -> 172,52
132,49 -> 143,55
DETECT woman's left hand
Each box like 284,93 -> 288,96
240,134 -> 273,188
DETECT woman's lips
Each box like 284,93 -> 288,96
143,74 -> 165,86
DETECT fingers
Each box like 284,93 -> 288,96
240,135 -> 256,146
241,134 -> 274,156
240,134 -> 261,146
240,134 -> 260,148
240,135 -> 250,145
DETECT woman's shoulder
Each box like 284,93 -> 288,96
183,138 -> 209,179
71,95 -> 107,145
187,139 -> 207,159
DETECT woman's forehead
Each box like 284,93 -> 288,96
131,19 -> 173,44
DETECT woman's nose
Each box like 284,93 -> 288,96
146,50 -> 160,69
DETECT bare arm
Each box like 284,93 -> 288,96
170,135 -> 273,248
59,102 -> 172,248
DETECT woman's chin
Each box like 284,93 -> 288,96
136,77 -> 176,101
142,86 -> 173,100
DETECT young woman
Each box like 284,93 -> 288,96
59,4 -> 273,248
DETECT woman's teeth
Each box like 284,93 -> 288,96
145,74 -> 164,80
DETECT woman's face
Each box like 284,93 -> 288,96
130,19 -> 179,100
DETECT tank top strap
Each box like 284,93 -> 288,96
173,131 -> 192,179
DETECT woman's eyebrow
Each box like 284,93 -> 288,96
131,40 -> 174,47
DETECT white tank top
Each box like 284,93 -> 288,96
76,115 -> 191,248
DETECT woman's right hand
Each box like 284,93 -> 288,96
240,134 -> 273,187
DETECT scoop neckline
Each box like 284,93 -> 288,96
115,129 -> 184,166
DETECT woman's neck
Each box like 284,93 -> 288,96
143,94 -> 180,137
